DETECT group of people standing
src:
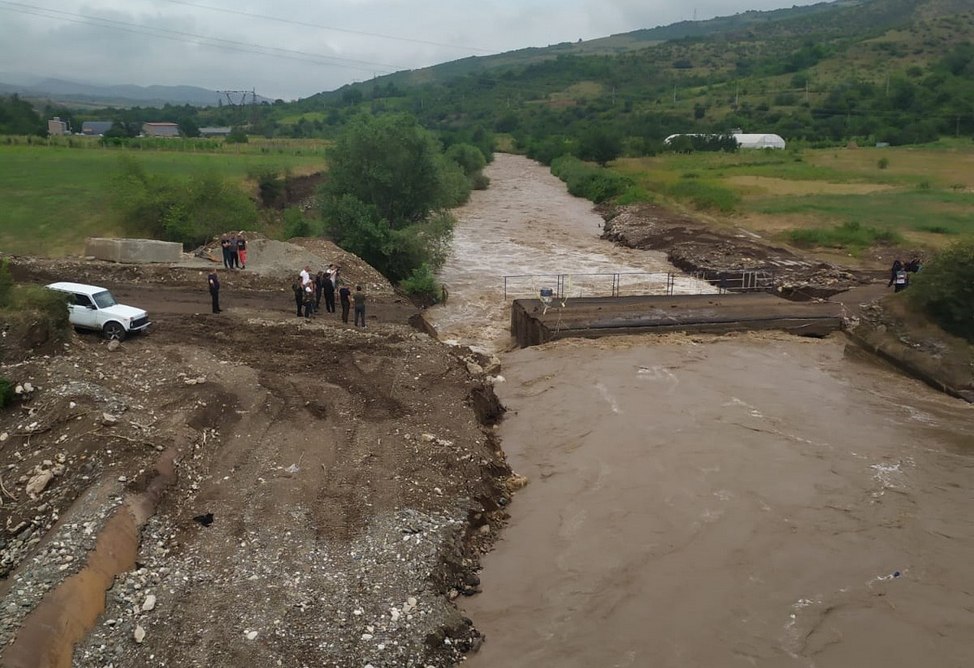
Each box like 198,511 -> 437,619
293,264 -> 368,327
220,234 -> 248,270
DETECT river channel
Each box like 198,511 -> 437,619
428,154 -> 974,667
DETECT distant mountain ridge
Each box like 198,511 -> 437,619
0,77 -> 268,108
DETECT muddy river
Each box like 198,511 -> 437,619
430,154 -> 974,666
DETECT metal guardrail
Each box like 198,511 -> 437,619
503,270 -> 775,300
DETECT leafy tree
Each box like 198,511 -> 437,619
103,121 -> 140,139
180,117 -> 201,138
320,114 -> 462,281
0,95 -> 44,135
225,126 -> 249,143
575,128 -> 623,166
321,113 -> 464,229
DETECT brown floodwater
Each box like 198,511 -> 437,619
427,153 -> 712,352
428,155 -> 974,667
464,336 -> 974,667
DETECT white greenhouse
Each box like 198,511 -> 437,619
732,133 -> 786,149
663,132 -> 787,150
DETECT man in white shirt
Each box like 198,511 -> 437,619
300,265 -> 311,286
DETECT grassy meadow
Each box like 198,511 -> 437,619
612,139 -> 974,259
0,139 -> 325,256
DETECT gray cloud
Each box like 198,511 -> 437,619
0,0 -> 820,100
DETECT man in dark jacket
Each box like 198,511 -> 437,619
208,271 -> 221,313
339,284 -> 351,324
292,277 -> 304,317
322,269 -> 336,313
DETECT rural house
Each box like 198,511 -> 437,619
142,122 -> 180,138
47,117 -> 68,135
81,121 -> 114,136
198,126 -> 232,138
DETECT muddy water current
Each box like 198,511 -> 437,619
426,154 -> 711,351
430,155 -> 974,666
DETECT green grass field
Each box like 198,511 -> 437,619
0,143 -> 324,256
612,141 -> 974,253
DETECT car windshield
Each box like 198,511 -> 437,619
92,290 -> 118,309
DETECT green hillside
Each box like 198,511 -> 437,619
5,0 -> 974,152
279,0 -> 974,154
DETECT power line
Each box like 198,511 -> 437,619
159,0 -> 496,55
0,0 -> 399,75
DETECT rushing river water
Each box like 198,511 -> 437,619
429,154 -> 974,667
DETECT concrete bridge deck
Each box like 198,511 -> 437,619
510,293 -> 844,348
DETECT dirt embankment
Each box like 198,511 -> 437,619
598,203 -> 973,403
0,251 -> 516,667
600,204 -> 876,299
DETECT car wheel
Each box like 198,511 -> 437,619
102,321 -> 126,341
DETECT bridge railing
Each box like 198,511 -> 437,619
502,270 -> 774,301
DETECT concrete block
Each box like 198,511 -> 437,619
85,238 -> 183,264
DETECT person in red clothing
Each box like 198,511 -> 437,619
236,233 -> 248,269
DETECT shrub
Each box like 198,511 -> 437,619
254,169 -> 285,207
471,173 -> 491,190
550,156 -> 632,204
6,284 -> 73,343
225,127 -> 249,144
908,240 -> 974,341
399,263 -> 441,302
112,157 -> 257,248
0,377 -> 13,408
283,207 -> 320,239
0,258 -> 12,308
877,157 -> 890,169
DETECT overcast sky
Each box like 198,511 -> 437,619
0,0 -> 819,100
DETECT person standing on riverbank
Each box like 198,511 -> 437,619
339,284 -> 351,324
291,276 -> 304,317
228,234 -> 240,269
322,269 -> 336,313
353,285 -> 367,327
236,234 -> 248,269
207,270 -> 221,313
220,236 -> 232,269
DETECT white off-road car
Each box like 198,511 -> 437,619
47,281 -> 151,341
